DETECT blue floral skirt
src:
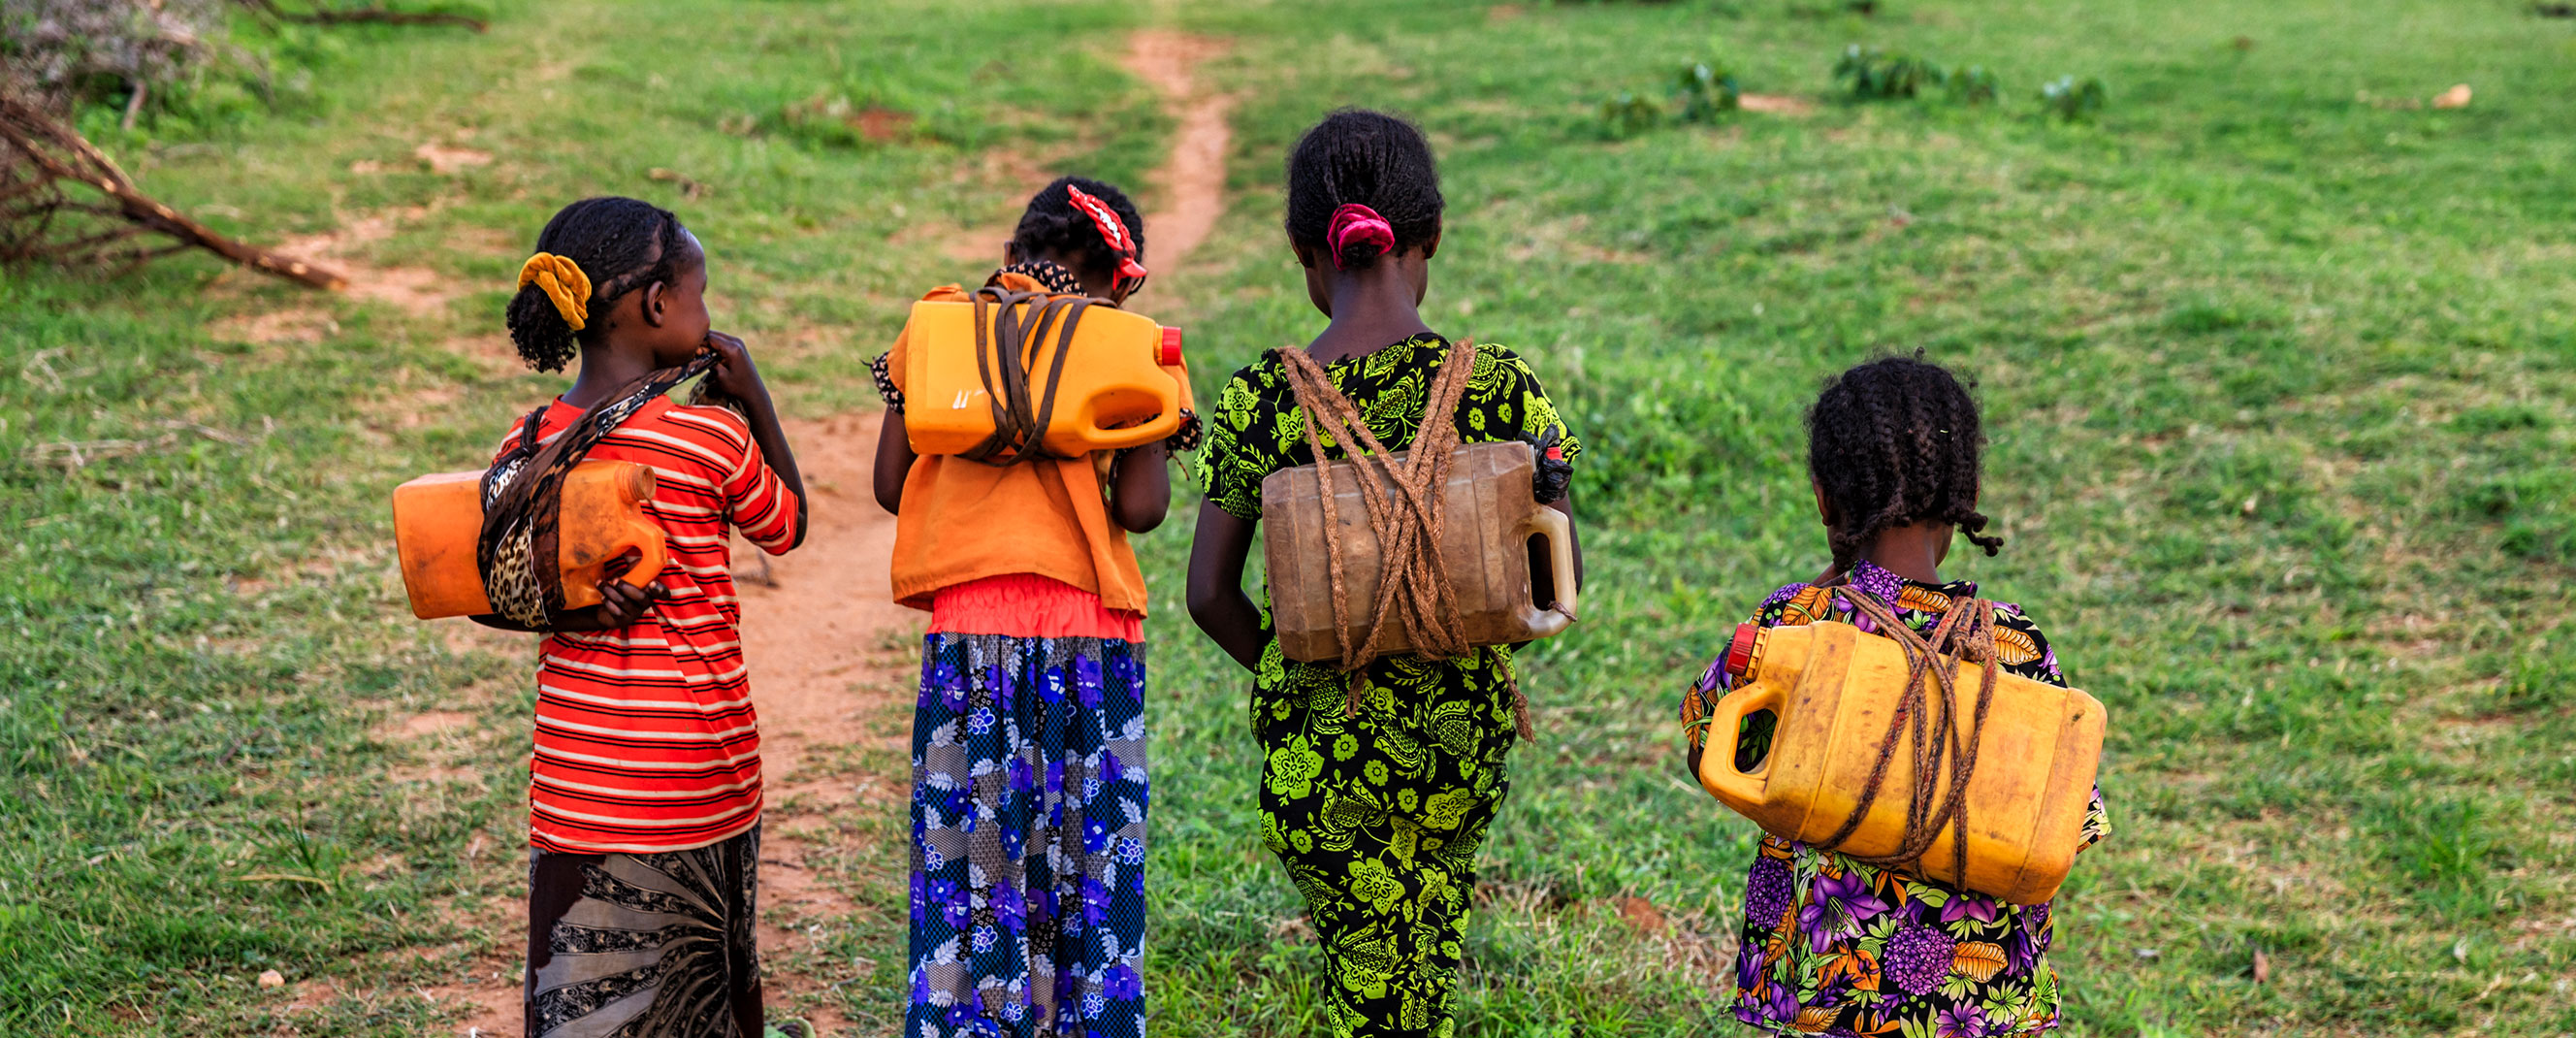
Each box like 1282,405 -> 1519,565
907,633 -> 1148,1038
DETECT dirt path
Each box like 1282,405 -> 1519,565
1121,30 -> 1235,266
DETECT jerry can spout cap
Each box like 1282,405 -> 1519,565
1158,327 -> 1184,367
1723,623 -> 1764,681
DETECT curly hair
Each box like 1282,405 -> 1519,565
1284,108 -> 1443,271
1011,176 -> 1145,282
1806,351 -> 2004,571
504,197 -> 693,373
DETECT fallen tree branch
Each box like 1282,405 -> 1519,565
232,0 -> 489,32
0,89 -> 345,290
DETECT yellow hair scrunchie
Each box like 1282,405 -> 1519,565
517,253 -> 593,332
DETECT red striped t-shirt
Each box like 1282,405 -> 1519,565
493,395 -> 802,854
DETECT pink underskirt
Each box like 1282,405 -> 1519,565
927,573 -> 1143,641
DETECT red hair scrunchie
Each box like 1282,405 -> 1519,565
1327,203 -> 1397,270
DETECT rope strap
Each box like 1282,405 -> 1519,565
1810,589 -> 2001,884
959,285 -> 1095,466
1274,342 -> 1537,741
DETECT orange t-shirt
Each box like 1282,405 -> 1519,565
883,275 -> 1148,614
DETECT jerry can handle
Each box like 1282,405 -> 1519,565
1527,504 -> 1579,621
612,467 -> 667,592
612,521 -> 669,592
1700,681 -> 1787,808
1055,330 -> 1183,447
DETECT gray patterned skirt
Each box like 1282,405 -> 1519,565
525,825 -> 762,1038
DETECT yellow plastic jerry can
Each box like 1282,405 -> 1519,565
901,296 -> 1191,459
391,461 -> 667,620
1697,619 -> 2106,904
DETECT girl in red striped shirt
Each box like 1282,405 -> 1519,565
474,197 -> 806,1038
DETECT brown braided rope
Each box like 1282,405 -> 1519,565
1275,341 -> 1537,741
1809,589 -> 2001,886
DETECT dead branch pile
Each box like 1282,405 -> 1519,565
0,88 -> 344,289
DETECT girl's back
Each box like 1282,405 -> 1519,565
496,395 -> 797,851
1676,353 -> 2105,1038
1186,108 -> 1586,1037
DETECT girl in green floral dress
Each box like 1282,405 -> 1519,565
1186,109 -> 1582,1038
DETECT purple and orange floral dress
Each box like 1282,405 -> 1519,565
1677,560 -> 2109,1037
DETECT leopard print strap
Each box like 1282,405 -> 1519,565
477,353 -> 719,629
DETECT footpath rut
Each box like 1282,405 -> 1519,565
402,27 -> 1234,1036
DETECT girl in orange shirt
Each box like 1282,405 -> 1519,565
871,177 -> 1176,1038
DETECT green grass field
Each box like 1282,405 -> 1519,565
5,0 -> 2574,1034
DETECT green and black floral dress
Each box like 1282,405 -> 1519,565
1195,335 -> 1581,1038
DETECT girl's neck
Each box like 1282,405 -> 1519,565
562,342 -> 659,408
1308,266 -> 1434,363
1859,522 -> 1952,584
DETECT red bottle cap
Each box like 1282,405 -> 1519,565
1723,623 -> 1762,681
1158,327 -> 1183,367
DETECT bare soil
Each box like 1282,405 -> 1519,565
1739,93 -> 1819,116
1120,31 -> 1236,266
891,28 -> 1236,273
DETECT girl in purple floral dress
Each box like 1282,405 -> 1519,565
1678,355 -> 2108,1037
875,178 -> 1169,1038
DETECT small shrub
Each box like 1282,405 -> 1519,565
2041,74 -> 2108,121
1598,89 -> 1661,138
0,0 -> 231,115
1948,64 -> 1999,105
1672,61 -> 1740,122
1833,44 -> 1942,100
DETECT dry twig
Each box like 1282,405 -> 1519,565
0,88 -> 344,289
20,421 -> 260,470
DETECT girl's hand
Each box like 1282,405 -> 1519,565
591,578 -> 665,628
703,331 -> 768,403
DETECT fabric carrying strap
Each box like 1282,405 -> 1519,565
1274,341 -> 1537,741
1812,588 -> 2002,885
959,284 -> 1099,466
477,352 -> 720,630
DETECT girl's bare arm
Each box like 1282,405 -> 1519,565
1186,501 -> 1268,671
874,408 -> 916,514
471,579 -> 664,633
1107,442 -> 1171,534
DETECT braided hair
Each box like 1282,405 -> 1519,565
505,197 -> 693,372
1807,351 -> 2005,572
1285,108 -> 1443,271
1011,177 -> 1145,283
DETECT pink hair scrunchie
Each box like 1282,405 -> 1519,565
1327,203 -> 1397,270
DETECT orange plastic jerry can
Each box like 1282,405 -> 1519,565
391,461 -> 667,620
1697,620 -> 2106,904
901,296 -> 1192,458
